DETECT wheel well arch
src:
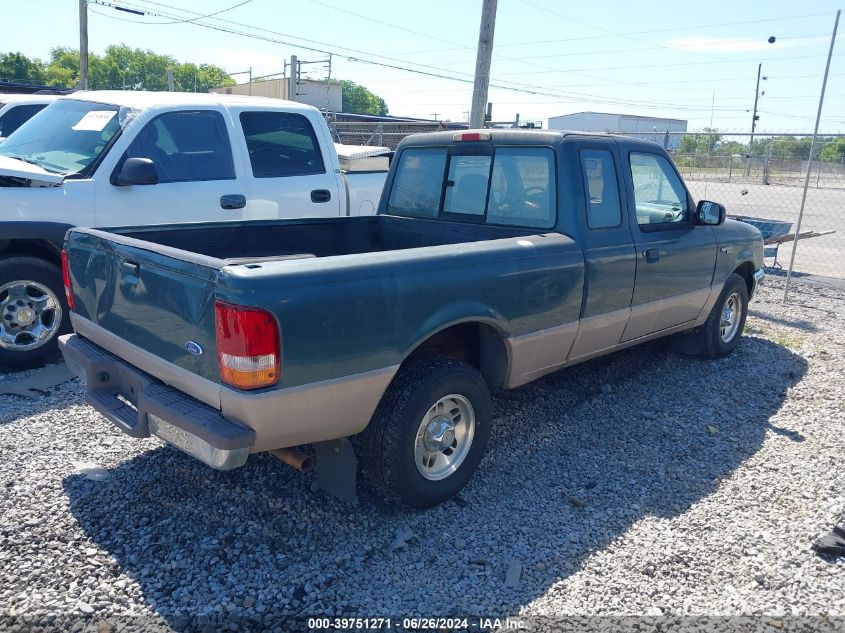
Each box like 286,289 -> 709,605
402,321 -> 510,388
733,260 -> 755,296
0,239 -> 62,266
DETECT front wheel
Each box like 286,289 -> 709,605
361,358 -> 491,508
0,256 -> 70,372
701,273 -> 749,358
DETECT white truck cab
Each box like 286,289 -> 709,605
0,93 -> 60,142
0,90 -> 388,370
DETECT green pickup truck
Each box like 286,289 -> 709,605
59,129 -> 764,508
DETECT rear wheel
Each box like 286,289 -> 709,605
361,358 -> 491,508
701,273 -> 749,358
0,256 -> 70,372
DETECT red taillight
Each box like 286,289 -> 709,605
61,249 -> 74,310
214,301 -> 280,390
452,131 -> 491,142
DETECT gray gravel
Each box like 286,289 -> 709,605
1,278 -> 843,629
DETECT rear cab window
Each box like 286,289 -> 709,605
387,145 -> 556,229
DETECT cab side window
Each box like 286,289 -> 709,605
629,152 -> 688,226
580,149 -> 621,229
122,110 -> 235,183
239,111 -> 325,177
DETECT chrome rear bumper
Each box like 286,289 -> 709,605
751,268 -> 765,299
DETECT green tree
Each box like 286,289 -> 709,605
0,52 -> 44,84
33,45 -> 235,91
716,140 -> 747,156
678,127 -> 721,155
820,137 -> 845,162
340,80 -> 388,115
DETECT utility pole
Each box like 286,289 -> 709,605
79,0 -> 89,90
469,0 -> 497,129
289,55 -> 298,102
430,113 -> 440,122
745,62 -> 762,176
166,69 -> 174,91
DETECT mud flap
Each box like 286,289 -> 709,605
311,438 -> 357,503
672,327 -> 704,356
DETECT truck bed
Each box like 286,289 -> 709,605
64,215 -> 583,400
99,215 -> 538,265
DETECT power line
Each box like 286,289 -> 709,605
152,0 -> 255,24
88,0 -> 843,117
88,0 -> 696,108
393,10 -> 833,54
495,52 -> 845,76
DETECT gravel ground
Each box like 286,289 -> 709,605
0,279 -> 843,631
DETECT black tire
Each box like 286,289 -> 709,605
361,358 -> 491,508
0,256 -> 71,372
700,272 -> 749,359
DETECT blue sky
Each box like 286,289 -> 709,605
6,0 -> 845,131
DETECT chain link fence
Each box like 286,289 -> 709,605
327,124 -> 843,285
329,120 -> 448,149
651,131 -> 843,284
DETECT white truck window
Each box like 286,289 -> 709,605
122,110 -> 235,183
239,112 -> 325,178
0,104 -> 48,138
0,99 -> 121,176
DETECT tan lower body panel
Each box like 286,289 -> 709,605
621,287 -> 711,342
71,314 -> 223,409
505,322 -> 579,388
567,308 -> 631,362
221,366 -> 398,452
70,314 -> 398,452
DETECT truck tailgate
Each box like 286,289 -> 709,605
65,229 -> 221,384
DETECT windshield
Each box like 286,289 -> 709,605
0,100 -> 125,175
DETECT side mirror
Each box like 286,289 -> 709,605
696,200 -> 726,226
113,157 -> 158,186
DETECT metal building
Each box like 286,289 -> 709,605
548,111 -> 688,149
210,78 -> 342,112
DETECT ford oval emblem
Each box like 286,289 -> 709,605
185,341 -> 204,356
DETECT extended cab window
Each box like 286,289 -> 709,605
122,110 -> 234,183
240,111 -> 325,177
629,152 -> 688,226
388,146 -> 556,229
580,149 -> 621,229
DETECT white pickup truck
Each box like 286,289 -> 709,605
0,90 -> 388,371
0,93 -> 59,142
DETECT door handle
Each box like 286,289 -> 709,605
120,261 -> 139,285
311,189 -> 332,203
644,248 -> 660,263
220,194 -> 246,210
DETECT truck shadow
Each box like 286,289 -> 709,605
62,336 -> 805,627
